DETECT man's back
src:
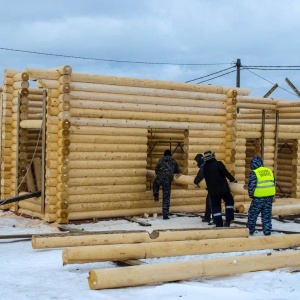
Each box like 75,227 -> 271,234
155,156 -> 180,181
203,159 -> 235,196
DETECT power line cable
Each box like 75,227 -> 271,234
185,66 -> 235,83
243,65 -> 300,68
243,67 -> 300,71
244,68 -> 298,97
197,69 -> 236,84
0,47 -> 232,66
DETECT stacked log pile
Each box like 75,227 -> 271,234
31,227 -> 299,290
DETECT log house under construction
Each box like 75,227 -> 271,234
0,65 -> 300,223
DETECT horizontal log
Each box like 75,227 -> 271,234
70,126 -> 147,136
71,117 -> 227,130
69,135 -> 147,144
67,184 -> 146,195
70,74 -> 250,95
69,143 -> 147,152
68,152 -> 146,161
20,120 -> 42,129
69,169 -> 146,179
68,198 -> 202,212
32,227 -> 249,249
70,99 -> 226,115
68,176 -> 145,187
69,107 -> 226,123
67,204 -> 201,220
63,233 -> 300,264
69,160 -> 147,169
88,250 -> 300,289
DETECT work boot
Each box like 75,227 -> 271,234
223,220 -> 231,227
202,218 -> 210,223
163,216 -> 170,220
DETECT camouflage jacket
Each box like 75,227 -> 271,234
155,156 -> 180,181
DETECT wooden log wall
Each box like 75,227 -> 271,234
0,70 -> 30,209
2,65 -> 300,223
65,73 -> 249,221
34,66 -> 72,223
233,95 -> 300,209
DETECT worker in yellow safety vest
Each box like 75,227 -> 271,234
247,156 -> 275,236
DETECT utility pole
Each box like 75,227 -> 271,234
236,58 -> 241,88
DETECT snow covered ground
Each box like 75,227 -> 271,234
1,210 -> 300,300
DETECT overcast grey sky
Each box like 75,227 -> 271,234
1,0 -> 300,100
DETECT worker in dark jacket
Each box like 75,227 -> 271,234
247,156 -> 275,236
194,154 -> 213,224
202,151 -> 237,227
153,150 -> 180,220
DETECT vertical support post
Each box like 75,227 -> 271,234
14,94 -> 21,211
41,90 -> 47,213
274,111 -> 279,184
261,109 -> 265,160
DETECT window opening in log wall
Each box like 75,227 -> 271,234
276,139 -> 294,198
147,129 -> 186,191
245,138 -> 260,185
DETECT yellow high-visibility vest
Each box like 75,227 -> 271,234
253,167 -> 275,197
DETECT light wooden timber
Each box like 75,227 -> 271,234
67,198 -> 202,212
70,99 -> 226,115
63,233 -> 300,264
69,135 -> 147,144
70,126 -> 147,136
32,228 -> 249,249
70,73 -> 250,95
68,176 -> 145,186
69,144 -> 147,152
67,184 -> 146,195
17,208 -> 44,220
68,168 -> 146,179
20,120 -> 42,129
88,250 -> 300,289
272,204 -> 300,216
25,68 -> 60,80
69,160 -> 147,169
70,90 -> 227,109
67,205 -> 201,220
67,189 -> 203,204
70,107 -> 226,123
71,117 -> 227,130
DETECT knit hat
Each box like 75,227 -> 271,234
250,156 -> 264,170
203,151 -> 215,161
164,150 -> 172,156
194,154 -> 204,164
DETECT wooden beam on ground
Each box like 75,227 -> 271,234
88,249 -> 300,289
62,233 -> 300,265
32,227 -> 249,249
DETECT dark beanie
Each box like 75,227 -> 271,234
164,150 -> 172,156
194,154 -> 203,163
203,151 -> 215,161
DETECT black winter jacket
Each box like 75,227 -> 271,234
203,158 -> 236,196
